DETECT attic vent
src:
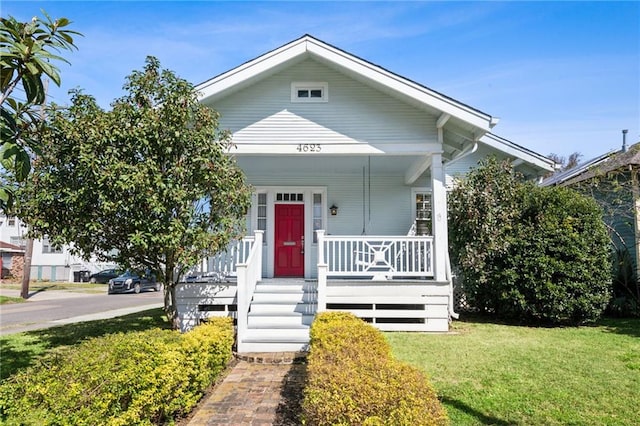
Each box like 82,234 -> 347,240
291,82 -> 328,103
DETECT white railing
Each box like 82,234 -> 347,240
236,230 -> 263,353
317,231 -> 434,278
189,236 -> 255,277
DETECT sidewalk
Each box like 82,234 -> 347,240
0,288 -> 162,335
186,353 -> 307,426
0,287 -> 95,301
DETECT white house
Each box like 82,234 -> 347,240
0,215 -> 113,282
175,35 -> 555,352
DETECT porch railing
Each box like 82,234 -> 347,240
236,230 -> 263,353
317,231 -> 433,277
188,236 -> 255,278
316,230 -> 434,311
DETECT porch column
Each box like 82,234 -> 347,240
431,152 -> 448,281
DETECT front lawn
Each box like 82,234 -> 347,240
387,316 -> 640,426
0,281 -> 106,294
0,295 -> 24,305
0,308 -> 169,380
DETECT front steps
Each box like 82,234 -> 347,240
238,279 -> 317,353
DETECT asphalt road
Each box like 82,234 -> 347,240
0,287 -> 163,335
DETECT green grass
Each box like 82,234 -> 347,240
0,308 -> 169,380
386,316 -> 640,426
0,281 -> 106,294
0,296 -> 25,305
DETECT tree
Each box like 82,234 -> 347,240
16,57 -> 252,327
547,151 -> 582,176
449,157 -> 611,324
1,11 -> 80,210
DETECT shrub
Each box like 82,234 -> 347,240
302,312 -> 448,426
449,157 -> 612,324
0,317 -> 234,425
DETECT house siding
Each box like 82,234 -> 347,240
212,58 -> 438,149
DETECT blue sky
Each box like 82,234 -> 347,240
3,1 -> 639,162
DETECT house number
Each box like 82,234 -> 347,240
296,144 -> 322,153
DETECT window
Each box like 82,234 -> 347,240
413,190 -> 432,236
7,216 -> 16,227
291,82 -> 328,103
10,236 -> 25,249
313,193 -> 322,243
257,193 -> 267,244
276,193 -> 304,202
42,236 -> 63,254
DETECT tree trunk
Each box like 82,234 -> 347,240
20,237 -> 33,299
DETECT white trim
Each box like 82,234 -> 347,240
196,35 -> 494,132
480,133 -> 555,172
411,187 -> 432,224
251,186 -> 327,279
291,81 -> 328,103
231,142 -> 442,156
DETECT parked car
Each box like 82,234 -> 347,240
89,268 -> 122,284
108,271 -> 160,294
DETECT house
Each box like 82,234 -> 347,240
175,35 -> 555,352
0,215 -> 113,282
543,137 -> 640,302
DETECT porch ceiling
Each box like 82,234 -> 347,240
235,155 -> 427,177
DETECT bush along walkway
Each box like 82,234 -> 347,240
186,352 -> 307,426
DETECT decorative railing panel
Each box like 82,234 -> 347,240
319,234 -> 434,278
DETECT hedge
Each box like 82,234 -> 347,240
302,312 -> 448,426
449,157 -> 612,324
0,317 -> 234,425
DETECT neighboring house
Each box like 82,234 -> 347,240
543,139 -> 640,280
0,215 -> 112,282
171,34 -> 554,351
0,241 -> 24,279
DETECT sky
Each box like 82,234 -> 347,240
3,0 -> 639,162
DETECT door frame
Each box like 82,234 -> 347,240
250,186 -> 327,279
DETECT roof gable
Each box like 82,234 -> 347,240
196,34 -> 496,134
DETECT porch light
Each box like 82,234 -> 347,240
329,204 -> 338,216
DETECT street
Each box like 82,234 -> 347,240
0,287 -> 163,335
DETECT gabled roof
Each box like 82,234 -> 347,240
479,133 -> 556,173
542,142 -> 640,186
196,34 -> 553,175
0,241 -> 24,253
196,34 -> 497,133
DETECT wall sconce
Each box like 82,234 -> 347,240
330,204 -> 338,216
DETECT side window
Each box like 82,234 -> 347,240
313,193 -> 322,243
257,193 -> 267,244
413,190 -> 432,235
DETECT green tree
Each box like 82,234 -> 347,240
1,11 -> 80,210
449,157 -> 611,324
17,57 -> 252,326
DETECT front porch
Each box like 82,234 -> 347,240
176,229 -> 454,353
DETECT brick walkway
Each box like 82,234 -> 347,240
186,353 -> 307,426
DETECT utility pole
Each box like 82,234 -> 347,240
20,80 -> 48,299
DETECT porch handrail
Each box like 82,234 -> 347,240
320,233 -> 434,278
204,236 -> 255,277
236,230 -> 263,352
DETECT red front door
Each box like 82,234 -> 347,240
275,204 -> 304,277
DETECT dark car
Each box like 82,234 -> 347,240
89,268 -> 121,284
108,271 -> 160,294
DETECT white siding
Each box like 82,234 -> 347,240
244,172 -> 414,237
211,58 -> 438,150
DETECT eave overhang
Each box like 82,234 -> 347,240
195,35 -> 495,135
